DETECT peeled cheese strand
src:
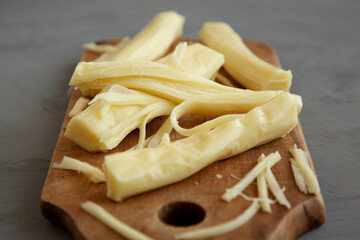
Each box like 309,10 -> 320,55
290,158 -> 308,194
257,154 -> 271,212
82,42 -> 117,54
170,90 -> 302,137
81,201 -> 153,240
65,85 -> 175,152
289,144 -> 320,194
265,163 -> 291,209
68,97 -> 90,118
222,152 -> 281,202
175,202 -> 260,240
53,156 -> 105,183
103,93 -> 299,201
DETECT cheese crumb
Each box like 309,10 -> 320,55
216,174 -> 223,179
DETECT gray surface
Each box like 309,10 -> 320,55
1,0 -> 359,239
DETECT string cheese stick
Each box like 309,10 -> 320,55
175,202 -> 260,239
101,11 -> 184,62
199,22 -> 292,91
289,144 -> 320,194
81,201 -> 153,240
222,152 -> 281,202
53,156 -> 105,183
103,93 -> 299,201
257,154 -> 271,212
265,164 -> 291,209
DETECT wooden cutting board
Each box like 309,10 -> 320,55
40,38 -> 325,240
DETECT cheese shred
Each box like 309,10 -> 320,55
81,201 -> 153,240
289,144 -> 320,194
68,97 -> 90,118
222,152 -> 281,202
175,202 -> 260,239
53,156 -> 105,183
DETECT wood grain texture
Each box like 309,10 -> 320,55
40,38 -> 325,240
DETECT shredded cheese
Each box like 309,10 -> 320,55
222,152 -> 281,202
68,97 -> 90,118
174,202 -> 260,239
290,158 -> 308,193
216,71 -> 236,87
81,201 -> 153,240
265,163 -> 291,209
53,156 -> 105,183
257,154 -> 271,212
289,144 -> 320,194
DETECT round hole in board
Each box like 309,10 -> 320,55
159,201 -> 206,227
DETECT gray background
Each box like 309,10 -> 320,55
1,0 -> 359,239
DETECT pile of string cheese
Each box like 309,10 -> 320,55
53,11 -> 321,239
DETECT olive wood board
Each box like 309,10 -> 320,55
41,38 -> 325,240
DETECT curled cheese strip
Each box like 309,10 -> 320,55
103,93 -> 299,201
99,101 -> 175,150
82,42 -> 117,54
170,90 -> 302,137
175,202 -> 260,239
68,97 -> 90,118
222,152 -> 281,202
53,156 -> 105,183
81,201 -> 153,240
265,163 -> 291,209
199,22 -> 292,91
257,154 -> 271,213
289,144 -> 320,194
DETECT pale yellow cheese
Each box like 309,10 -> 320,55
170,91 -> 302,137
81,201 -> 153,240
101,11 -> 185,62
53,156 -> 105,183
103,93 -> 299,201
82,42 -> 117,54
68,97 -> 90,118
216,72 -> 236,87
95,37 -> 131,62
257,154 -> 271,213
175,202 -> 260,239
65,85 -> 175,152
157,42 -> 225,78
222,152 -> 281,202
290,158 -> 308,193
289,144 -> 321,194
265,164 -> 291,209
69,59 -> 241,98
199,22 -> 292,91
